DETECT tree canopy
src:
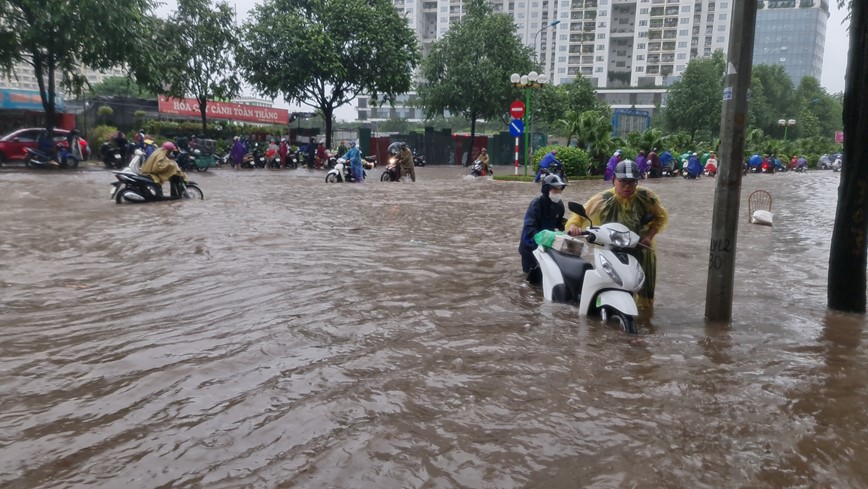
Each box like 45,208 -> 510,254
89,76 -> 155,99
417,0 -> 536,154
156,0 -> 241,134
240,0 -> 419,148
0,0 -> 157,131
662,50 -> 726,141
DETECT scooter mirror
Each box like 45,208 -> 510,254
568,202 -> 588,218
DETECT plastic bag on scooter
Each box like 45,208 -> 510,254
534,230 -> 584,255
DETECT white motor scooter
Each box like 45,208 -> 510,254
532,202 -> 649,334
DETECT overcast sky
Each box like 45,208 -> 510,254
160,0 -> 851,121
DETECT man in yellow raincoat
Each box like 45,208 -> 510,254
566,160 -> 668,308
140,141 -> 188,197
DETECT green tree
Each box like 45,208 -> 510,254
573,109 -> 613,172
829,0 -> 868,312
241,0 -> 419,149
794,76 -> 843,138
535,76 -> 602,130
89,76 -> 155,98
158,0 -> 241,135
0,0 -> 156,133
746,64 -> 796,137
662,50 -> 726,141
417,0 -> 535,160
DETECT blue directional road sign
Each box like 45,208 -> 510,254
509,119 -> 524,137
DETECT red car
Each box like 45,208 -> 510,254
0,128 -> 90,164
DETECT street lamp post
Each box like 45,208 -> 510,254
778,118 -> 796,142
533,19 -> 561,63
510,71 -> 549,176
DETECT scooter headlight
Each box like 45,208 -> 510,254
608,229 -> 632,248
599,255 -> 623,287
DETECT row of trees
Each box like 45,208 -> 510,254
0,0 -> 419,150
661,51 -> 843,143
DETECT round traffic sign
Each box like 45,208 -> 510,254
510,100 -> 525,119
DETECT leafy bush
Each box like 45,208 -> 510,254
531,145 -> 591,177
90,125 -> 119,149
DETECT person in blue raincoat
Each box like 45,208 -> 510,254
686,152 -> 703,178
518,174 -> 567,274
343,141 -> 363,182
534,150 -> 562,182
748,153 -> 762,172
659,149 -> 674,173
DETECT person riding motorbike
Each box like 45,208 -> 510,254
519,174 -> 567,275
477,148 -> 491,175
534,150 -> 563,182
140,142 -> 189,197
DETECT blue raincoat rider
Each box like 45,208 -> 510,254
534,150 -> 562,182
518,174 -> 567,274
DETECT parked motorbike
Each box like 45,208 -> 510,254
469,159 -> 493,177
175,150 -> 196,172
413,151 -> 426,167
325,158 -> 367,183
110,151 -> 204,204
24,146 -> 66,169
531,202 -> 652,335
100,142 -> 126,169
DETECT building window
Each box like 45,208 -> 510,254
640,8 -> 649,14
636,54 -> 645,60
597,33 -> 606,39
681,17 -> 688,24
639,20 -> 647,26
559,56 -> 567,62
636,66 -> 644,72
638,43 -> 645,49
596,55 -> 604,61
639,32 -> 647,38
596,67 -> 604,72
598,21 -> 606,27
558,67 -> 566,73
679,29 -> 687,35
677,53 -> 686,59
678,41 -> 687,48
676,64 -> 685,71
717,36 -> 725,43
681,5 -> 690,12
719,14 -> 726,20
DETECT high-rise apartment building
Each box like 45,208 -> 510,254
752,0 -> 828,86
361,0 -> 735,121
0,61 -> 126,93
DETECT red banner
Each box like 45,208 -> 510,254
157,96 -> 289,125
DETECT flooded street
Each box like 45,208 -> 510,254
1,164 -> 866,488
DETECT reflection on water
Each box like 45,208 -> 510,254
1,166 -> 866,488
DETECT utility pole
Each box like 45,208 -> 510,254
705,0 -> 758,322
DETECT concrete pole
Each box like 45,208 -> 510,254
705,0 -> 757,322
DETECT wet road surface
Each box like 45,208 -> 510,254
1,165 -> 866,488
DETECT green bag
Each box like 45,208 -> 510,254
534,229 -> 561,248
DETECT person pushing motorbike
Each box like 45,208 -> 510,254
140,142 -> 189,197
566,160 -> 668,309
398,142 -> 415,182
518,174 -> 568,276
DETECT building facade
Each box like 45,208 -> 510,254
752,0 -> 829,86
361,0 -> 735,121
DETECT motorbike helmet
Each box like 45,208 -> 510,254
388,142 -> 402,155
541,174 -> 567,195
614,160 -> 641,180
162,141 -> 177,152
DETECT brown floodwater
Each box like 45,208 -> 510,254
0,164 -> 865,488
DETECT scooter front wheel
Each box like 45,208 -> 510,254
601,306 -> 638,335
183,185 -> 204,200
325,173 -> 339,183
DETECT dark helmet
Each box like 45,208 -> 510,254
614,159 -> 641,179
388,142 -> 402,155
541,174 -> 567,195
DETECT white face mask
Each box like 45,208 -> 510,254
549,192 -> 563,203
